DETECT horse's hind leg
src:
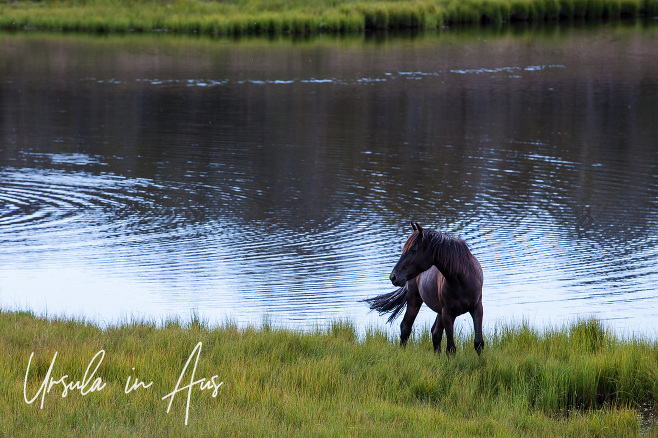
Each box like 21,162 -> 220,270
431,314 -> 444,353
400,281 -> 423,346
470,301 -> 484,355
441,311 -> 456,356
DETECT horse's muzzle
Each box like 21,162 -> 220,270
390,273 -> 404,287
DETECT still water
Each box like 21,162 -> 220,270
1,25 -> 657,336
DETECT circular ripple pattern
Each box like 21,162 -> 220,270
0,167 -> 398,329
0,168 -> 212,251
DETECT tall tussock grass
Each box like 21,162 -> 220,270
1,310 -> 656,436
2,0 -> 658,35
483,319 -> 657,411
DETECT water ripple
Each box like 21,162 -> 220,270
0,168 -> 211,251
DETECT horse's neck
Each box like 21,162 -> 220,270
431,241 -> 467,283
432,259 -> 456,283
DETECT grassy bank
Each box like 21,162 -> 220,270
1,0 -> 658,35
1,310 -> 656,436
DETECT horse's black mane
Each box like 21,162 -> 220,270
416,229 -> 473,278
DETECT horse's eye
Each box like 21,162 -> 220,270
409,248 -> 417,254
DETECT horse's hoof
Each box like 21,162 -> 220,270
474,341 -> 484,355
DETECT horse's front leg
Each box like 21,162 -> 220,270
400,281 -> 423,346
431,314 -> 444,353
400,303 -> 421,346
470,301 -> 484,355
441,310 -> 456,356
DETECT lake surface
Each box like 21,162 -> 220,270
1,24 -> 657,337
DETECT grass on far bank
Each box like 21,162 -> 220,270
1,309 -> 656,436
1,0 -> 658,36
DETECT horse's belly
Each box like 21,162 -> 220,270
417,267 -> 443,313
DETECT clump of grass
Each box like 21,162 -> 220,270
1,309 -> 656,436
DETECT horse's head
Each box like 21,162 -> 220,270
390,222 -> 434,286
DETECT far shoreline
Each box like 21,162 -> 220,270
2,0 -> 657,37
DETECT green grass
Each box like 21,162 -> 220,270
0,0 -> 657,35
1,309 -> 656,436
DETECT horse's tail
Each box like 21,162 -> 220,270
363,284 -> 408,324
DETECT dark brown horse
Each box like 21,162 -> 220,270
365,222 -> 484,355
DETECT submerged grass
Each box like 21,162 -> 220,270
1,0 -> 657,35
0,309 -> 656,436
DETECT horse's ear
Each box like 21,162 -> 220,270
415,222 -> 423,236
410,221 -> 417,231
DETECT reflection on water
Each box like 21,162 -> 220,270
1,25 -> 657,336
